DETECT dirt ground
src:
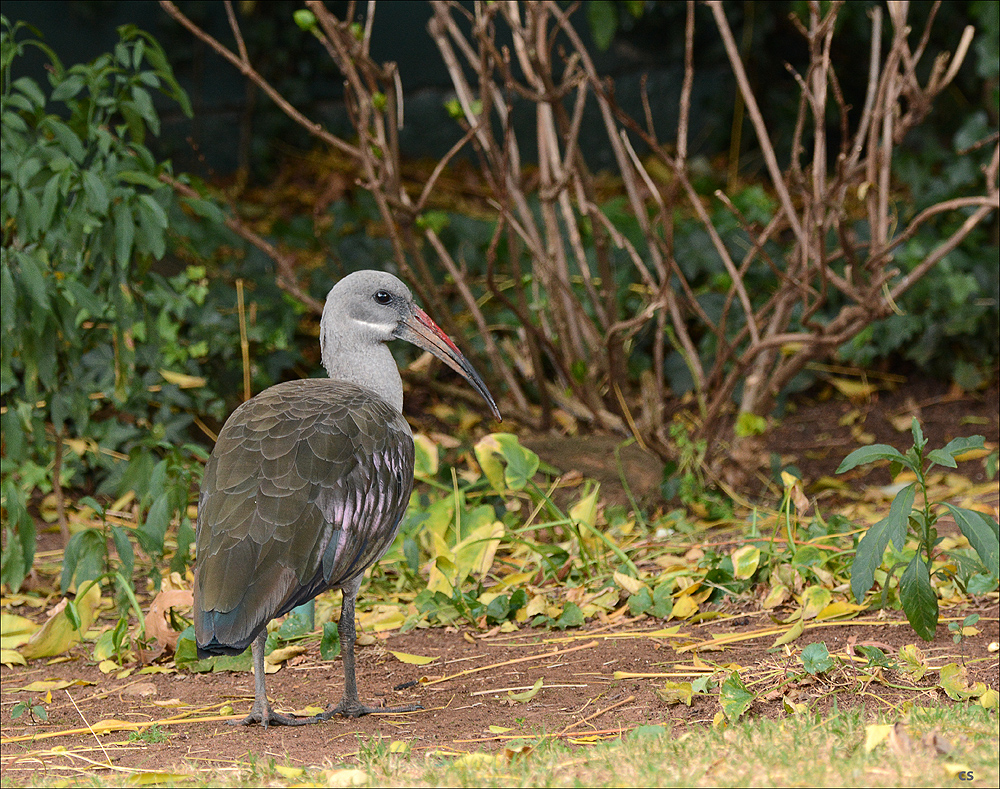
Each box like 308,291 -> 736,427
2,376 -> 998,779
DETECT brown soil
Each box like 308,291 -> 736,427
2,378 -> 998,779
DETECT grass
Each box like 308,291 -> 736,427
1,705 -> 995,787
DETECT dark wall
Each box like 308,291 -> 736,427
6,2 -> 986,181
5,1 -> 741,178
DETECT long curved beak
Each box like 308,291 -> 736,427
395,307 -> 502,422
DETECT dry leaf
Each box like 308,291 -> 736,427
20,582 -> 101,660
123,682 -> 158,697
389,650 -> 438,665
507,677 -> 543,703
145,589 -> 193,652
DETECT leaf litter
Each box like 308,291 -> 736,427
1,379 -> 997,783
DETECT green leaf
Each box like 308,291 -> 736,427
939,435 -> 986,459
719,671 -> 754,721
12,76 -> 47,110
111,525 -> 134,580
137,495 -> 171,556
113,201 -> 135,267
293,9 -> 318,31
64,599 -> 82,631
173,627 -> 199,669
474,433 -> 539,492
850,483 -> 915,603
926,449 -> 958,469
899,556 -> 938,641
50,74 -> 87,101
587,0 -> 618,51
82,170 -> 110,214
117,169 -> 164,190
836,444 -> 910,474
138,192 -> 168,227
443,98 -> 464,120
507,677 -> 543,703
0,479 -> 36,592
624,0 -> 645,18
800,642 -> 835,675
554,602 -> 584,630
61,529 -> 106,593
320,621 -> 340,660
39,174 -> 61,231
128,85 -> 157,130
939,663 -> 986,701
414,210 -> 449,235
649,583 -> 673,619
628,586 -> 653,616
966,572 -> 998,594
485,594 -> 511,623
654,682 -> 693,706
855,644 -> 891,667
276,606 -> 314,640
909,418 -> 926,451
15,251 -> 49,310
180,195 -> 226,223
44,117 -> 85,162
943,504 -> 999,576
735,412 -> 767,437
731,545 -> 760,580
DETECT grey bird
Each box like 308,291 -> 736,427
193,270 -> 500,727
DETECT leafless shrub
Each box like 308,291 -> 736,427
161,0 -> 998,467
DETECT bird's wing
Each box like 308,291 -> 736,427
194,379 -> 414,654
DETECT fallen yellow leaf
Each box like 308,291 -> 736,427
507,677 -> 543,703
0,649 -> 27,667
389,650 -> 438,666
671,594 -> 698,620
319,769 -> 368,787
20,582 -> 101,660
264,644 -> 309,666
11,678 -> 95,693
91,719 -> 141,734
1,613 -> 39,650
864,723 -> 894,752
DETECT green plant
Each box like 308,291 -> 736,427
127,724 -> 168,743
0,18 -> 235,601
837,419 -> 1000,640
659,420 -> 733,520
10,698 -> 48,723
950,613 -> 981,646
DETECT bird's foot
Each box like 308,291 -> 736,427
230,700 -> 322,729
317,699 -> 422,720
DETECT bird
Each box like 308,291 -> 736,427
193,270 -> 500,728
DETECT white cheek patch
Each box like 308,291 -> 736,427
354,319 -> 396,335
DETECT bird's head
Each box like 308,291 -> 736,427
321,270 -> 501,421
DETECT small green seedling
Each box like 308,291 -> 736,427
837,419 -> 1000,641
128,724 -> 168,743
11,700 -> 48,723
949,613 -> 981,645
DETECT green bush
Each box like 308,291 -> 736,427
0,18 -> 224,592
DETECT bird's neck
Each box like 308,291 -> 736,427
321,339 -> 404,413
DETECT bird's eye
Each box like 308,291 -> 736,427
373,290 -> 392,305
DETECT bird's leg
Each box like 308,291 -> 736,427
231,631 -> 319,728
319,577 -> 421,719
